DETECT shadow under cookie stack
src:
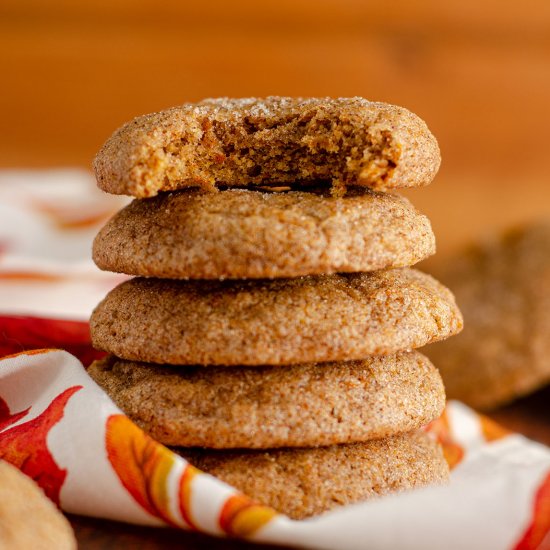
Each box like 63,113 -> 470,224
89,97 -> 463,520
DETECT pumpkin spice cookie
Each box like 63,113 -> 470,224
93,97 -> 441,197
90,268 -> 463,366
93,188 -> 435,280
88,351 -> 445,448
425,220 -> 550,410
0,460 -> 76,550
176,431 -> 449,520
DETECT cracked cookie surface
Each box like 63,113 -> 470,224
90,268 -> 463,366
93,188 -> 435,279
88,351 -> 445,448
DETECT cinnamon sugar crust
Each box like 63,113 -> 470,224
90,268 -> 463,366
93,188 -> 436,279
176,432 -> 449,520
88,351 -> 445,449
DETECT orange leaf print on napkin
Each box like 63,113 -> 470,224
0,386 -> 81,504
425,411 -> 465,469
106,415 -> 277,537
0,396 -> 30,431
106,414 -> 198,528
479,415 -> 511,443
220,494 -> 277,538
514,471 -> 550,550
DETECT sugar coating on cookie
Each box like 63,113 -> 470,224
90,268 -> 463,366
93,97 -> 441,197
93,188 -> 435,279
0,460 -> 76,550
88,351 -> 444,448
426,221 -> 550,410
176,431 -> 449,520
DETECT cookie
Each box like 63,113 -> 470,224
176,431 -> 449,520
93,97 -> 441,198
88,351 -> 444,448
425,220 -> 550,410
0,460 -> 76,550
90,268 -> 463,366
93,188 -> 435,280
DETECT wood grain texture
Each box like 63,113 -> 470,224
4,2 -> 550,547
2,1 -> 550,258
68,515 -> 291,550
1,1 -> 550,194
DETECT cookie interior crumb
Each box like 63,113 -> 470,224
94,97 -> 440,197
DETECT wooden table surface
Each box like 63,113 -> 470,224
2,1 -> 550,547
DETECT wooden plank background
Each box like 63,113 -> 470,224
2,1 -> 549,168
2,0 -> 550,257
2,3 -> 550,547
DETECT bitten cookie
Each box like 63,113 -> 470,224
93,188 -> 435,279
93,97 -> 441,197
426,220 -> 550,410
176,431 -> 449,520
0,460 -> 76,550
88,351 -> 445,448
90,268 -> 463,366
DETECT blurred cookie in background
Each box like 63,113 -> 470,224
0,460 -> 76,550
425,220 -> 550,410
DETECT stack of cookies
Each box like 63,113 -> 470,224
89,98 -> 463,519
